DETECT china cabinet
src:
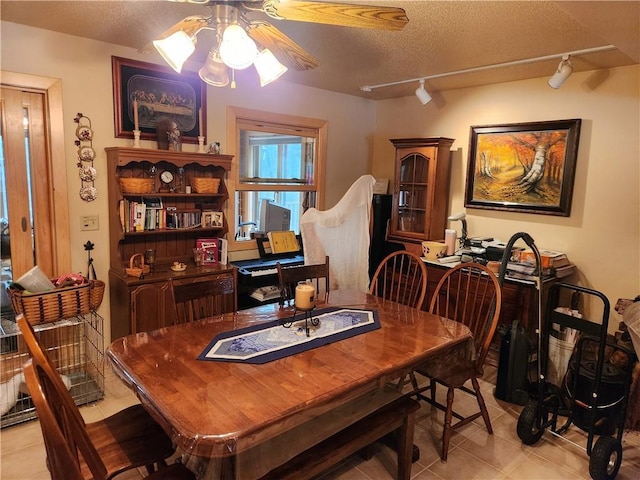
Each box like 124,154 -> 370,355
106,147 -> 235,339
389,137 -> 455,243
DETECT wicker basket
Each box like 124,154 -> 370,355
119,177 -> 154,194
89,279 -> 106,310
9,281 -> 92,324
125,253 -> 150,277
191,177 -> 220,194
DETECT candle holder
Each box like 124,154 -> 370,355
133,130 -> 141,148
198,136 -> 206,153
282,305 -> 319,337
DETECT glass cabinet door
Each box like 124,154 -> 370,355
389,137 -> 455,243
397,153 -> 428,234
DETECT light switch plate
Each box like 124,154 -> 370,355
80,215 -> 99,231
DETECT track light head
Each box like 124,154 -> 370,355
415,79 -> 432,105
548,55 -> 573,89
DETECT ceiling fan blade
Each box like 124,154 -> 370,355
139,15 -> 209,53
261,0 -> 408,31
247,22 -> 319,71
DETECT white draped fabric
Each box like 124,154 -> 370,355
300,175 -> 375,293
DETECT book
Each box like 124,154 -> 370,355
267,230 -> 300,254
555,263 -> 576,279
249,285 -> 281,302
196,238 -> 218,265
520,249 -> 570,269
218,238 -> 228,265
506,262 -> 537,275
133,203 -> 146,232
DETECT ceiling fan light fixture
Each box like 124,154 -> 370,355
153,30 -> 196,73
219,24 -> 258,70
415,79 -> 432,105
254,49 -> 288,86
548,55 -> 573,89
198,49 -> 230,87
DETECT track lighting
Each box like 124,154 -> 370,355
415,79 -> 432,105
548,55 -> 573,89
360,45 -> 614,96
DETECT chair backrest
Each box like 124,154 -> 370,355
18,315 -> 107,480
368,250 -> 428,309
277,256 -> 330,306
170,268 -> 238,323
429,263 -> 502,367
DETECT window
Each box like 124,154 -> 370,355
228,107 -> 326,248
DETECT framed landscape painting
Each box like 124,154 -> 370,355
465,119 -> 581,216
112,56 -> 206,144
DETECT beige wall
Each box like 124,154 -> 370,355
0,21 -> 376,341
2,20 -> 638,336
372,65 -> 640,327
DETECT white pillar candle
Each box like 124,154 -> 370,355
133,99 -> 139,131
295,282 -> 315,309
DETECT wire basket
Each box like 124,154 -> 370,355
119,176 -> 154,194
9,282 -> 92,325
191,177 -> 220,194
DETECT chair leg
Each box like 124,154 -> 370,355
410,372 -> 419,391
471,376 -> 493,434
441,387 -> 455,462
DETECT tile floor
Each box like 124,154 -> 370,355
1,365 -> 639,480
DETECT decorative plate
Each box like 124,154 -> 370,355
78,146 -> 95,162
80,186 -> 97,202
78,166 -> 97,182
75,125 -> 93,141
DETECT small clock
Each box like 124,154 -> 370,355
159,170 -> 174,192
160,170 -> 174,184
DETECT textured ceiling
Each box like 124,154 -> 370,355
1,1 -> 638,100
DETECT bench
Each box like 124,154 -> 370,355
260,396 -> 420,480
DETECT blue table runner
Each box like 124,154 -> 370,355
198,307 -> 380,364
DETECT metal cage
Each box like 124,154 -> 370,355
0,312 -> 104,428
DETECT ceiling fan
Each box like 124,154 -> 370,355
145,0 -> 408,87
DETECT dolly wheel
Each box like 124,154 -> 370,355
516,400 -> 546,445
589,436 -> 622,480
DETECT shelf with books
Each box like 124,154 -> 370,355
107,147 -> 235,337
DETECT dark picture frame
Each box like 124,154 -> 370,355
465,119 -> 581,216
112,56 -> 206,144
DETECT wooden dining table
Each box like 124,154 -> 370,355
106,289 -> 473,479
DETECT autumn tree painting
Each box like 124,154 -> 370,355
465,119 -> 581,216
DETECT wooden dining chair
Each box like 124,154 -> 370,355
277,256 -> 330,306
22,358 -> 196,480
369,250 -> 428,309
170,268 -> 238,323
410,263 -> 502,461
16,315 -> 176,479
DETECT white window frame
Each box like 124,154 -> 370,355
226,106 -> 327,252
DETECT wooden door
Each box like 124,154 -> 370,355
0,87 -> 54,278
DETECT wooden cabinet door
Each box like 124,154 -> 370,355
389,138 -> 454,243
130,282 -> 173,333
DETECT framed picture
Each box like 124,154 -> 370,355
465,119 -> 581,216
112,56 -> 206,144
202,210 -> 215,228
212,211 -> 224,228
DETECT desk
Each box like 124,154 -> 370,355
107,290 -> 472,479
